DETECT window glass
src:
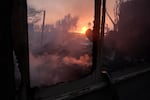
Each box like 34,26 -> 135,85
104,0 -> 150,72
27,0 -> 94,87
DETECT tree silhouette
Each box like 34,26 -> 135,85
27,6 -> 42,24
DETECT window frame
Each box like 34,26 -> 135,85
12,0 -> 150,100
12,0 -> 105,99
28,0 -> 105,99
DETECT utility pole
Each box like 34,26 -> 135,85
100,0 -> 106,63
41,10 -> 46,47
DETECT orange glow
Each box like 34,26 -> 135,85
71,26 -> 89,35
80,26 -> 88,34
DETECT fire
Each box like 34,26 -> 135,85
69,26 -> 88,35
80,26 -> 88,34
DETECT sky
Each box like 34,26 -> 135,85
27,0 -> 116,32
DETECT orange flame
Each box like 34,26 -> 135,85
71,26 -> 88,35
80,26 -> 88,34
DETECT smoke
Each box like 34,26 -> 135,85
63,54 -> 92,67
55,14 -> 78,32
29,53 -> 92,87
28,14 -> 92,87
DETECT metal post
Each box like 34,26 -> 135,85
92,0 -> 102,80
41,10 -> 46,47
99,0 -> 106,65
93,0 -> 101,69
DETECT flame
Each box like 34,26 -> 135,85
72,26 -> 88,34
69,26 -> 88,35
80,26 -> 88,34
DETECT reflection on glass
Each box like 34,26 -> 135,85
27,0 -> 94,87
104,0 -> 150,72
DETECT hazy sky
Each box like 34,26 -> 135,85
27,0 -> 116,31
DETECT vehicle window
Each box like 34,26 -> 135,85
27,0 -> 94,87
103,0 -> 150,72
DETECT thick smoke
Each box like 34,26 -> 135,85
63,54 -> 92,67
28,14 -> 92,87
